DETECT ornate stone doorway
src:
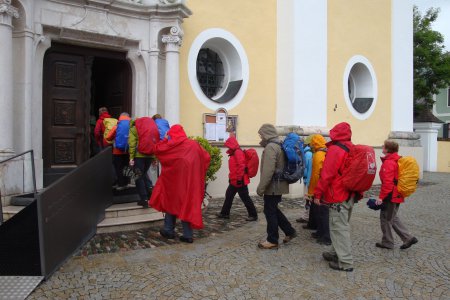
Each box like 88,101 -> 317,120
42,43 -> 132,186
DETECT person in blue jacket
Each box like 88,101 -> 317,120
297,135 -> 313,223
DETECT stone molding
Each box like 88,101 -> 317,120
276,125 -> 329,137
388,131 -> 421,147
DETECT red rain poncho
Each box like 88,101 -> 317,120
149,125 -> 210,229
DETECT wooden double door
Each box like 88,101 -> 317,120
43,43 -> 132,186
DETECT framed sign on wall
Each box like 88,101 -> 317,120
203,108 -> 238,142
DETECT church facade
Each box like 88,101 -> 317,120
0,0 -> 418,200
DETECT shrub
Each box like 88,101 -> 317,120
190,136 -> 222,182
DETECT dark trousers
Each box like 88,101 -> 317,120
220,185 -> 257,217
307,202 -> 319,229
263,195 -> 295,244
164,213 -> 193,239
316,205 -> 330,241
113,154 -> 130,187
134,157 -> 152,201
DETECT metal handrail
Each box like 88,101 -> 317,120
0,150 -> 37,195
0,150 -> 37,224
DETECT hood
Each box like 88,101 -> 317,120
225,136 -> 240,151
329,122 -> 352,142
167,124 -> 187,141
304,134 -> 314,145
381,151 -> 400,162
258,124 -> 278,142
310,134 -> 327,152
99,112 -> 111,120
118,115 -> 131,121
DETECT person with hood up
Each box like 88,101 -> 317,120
256,124 -> 297,249
307,134 -> 331,245
314,122 -> 355,272
296,135 -> 313,223
375,140 -> 418,250
150,125 -> 210,243
217,136 -> 258,221
94,107 -> 112,149
105,112 -> 131,190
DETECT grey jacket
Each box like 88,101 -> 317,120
256,124 -> 289,196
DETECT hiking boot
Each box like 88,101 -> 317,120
317,238 -> 332,246
375,242 -> 393,249
400,237 -> 418,250
179,236 -> 193,243
302,225 -> 316,230
311,232 -> 321,239
329,261 -> 353,272
257,240 -> 278,250
283,231 -> 297,243
159,229 -> 175,239
216,213 -> 230,219
245,216 -> 258,222
137,200 -> 149,208
296,218 -> 308,223
322,251 -> 338,263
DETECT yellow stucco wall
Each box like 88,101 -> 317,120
437,141 -> 450,172
328,0 -> 392,146
179,0 -> 277,145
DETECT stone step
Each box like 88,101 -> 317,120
2,203 -> 164,230
1,205 -> 24,222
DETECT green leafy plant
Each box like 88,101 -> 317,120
190,136 -> 222,182
414,6 -> 450,113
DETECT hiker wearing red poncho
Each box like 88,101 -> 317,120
150,124 -> 210,243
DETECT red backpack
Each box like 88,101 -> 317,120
135,117 -> 160,155
243,148 -> 259,178
336,142 -> 377,194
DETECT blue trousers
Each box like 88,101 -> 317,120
164,213 -> 193,239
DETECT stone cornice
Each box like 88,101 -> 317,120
46,0 -> 192,19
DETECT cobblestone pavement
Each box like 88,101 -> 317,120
29,172 -> 449,299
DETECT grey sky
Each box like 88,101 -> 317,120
412,0 -> 450,50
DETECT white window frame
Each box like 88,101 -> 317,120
188,28 -> 249,111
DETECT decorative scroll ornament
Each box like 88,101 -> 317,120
0,0 -> 19,18
162,26 -> 183,47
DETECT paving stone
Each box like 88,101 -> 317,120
26,173 -> 450,299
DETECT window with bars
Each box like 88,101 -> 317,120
196,48 -> 224,99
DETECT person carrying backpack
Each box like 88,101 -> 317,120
256,124 -> 297,250
307,134 -> 331,245
105,112 -> 131,190
374,140 -> 418,250
94,107 -> 112,149
296,135 -> 313,223
217,136 -> 258,221
314,122 -> 356,272
151,124 -> 211,243
128,117 -> 158,208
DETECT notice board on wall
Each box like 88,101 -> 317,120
203,108 -> 238,142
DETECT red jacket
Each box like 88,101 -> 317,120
225,137 -> 250,187
94,112 -> 112,148
149,125 -> 210,229
314,122 -> 353,204
379,152 -> 404,203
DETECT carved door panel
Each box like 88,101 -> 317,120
43,52 -> 89,174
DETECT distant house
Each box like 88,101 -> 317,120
433,87 -> 450,138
